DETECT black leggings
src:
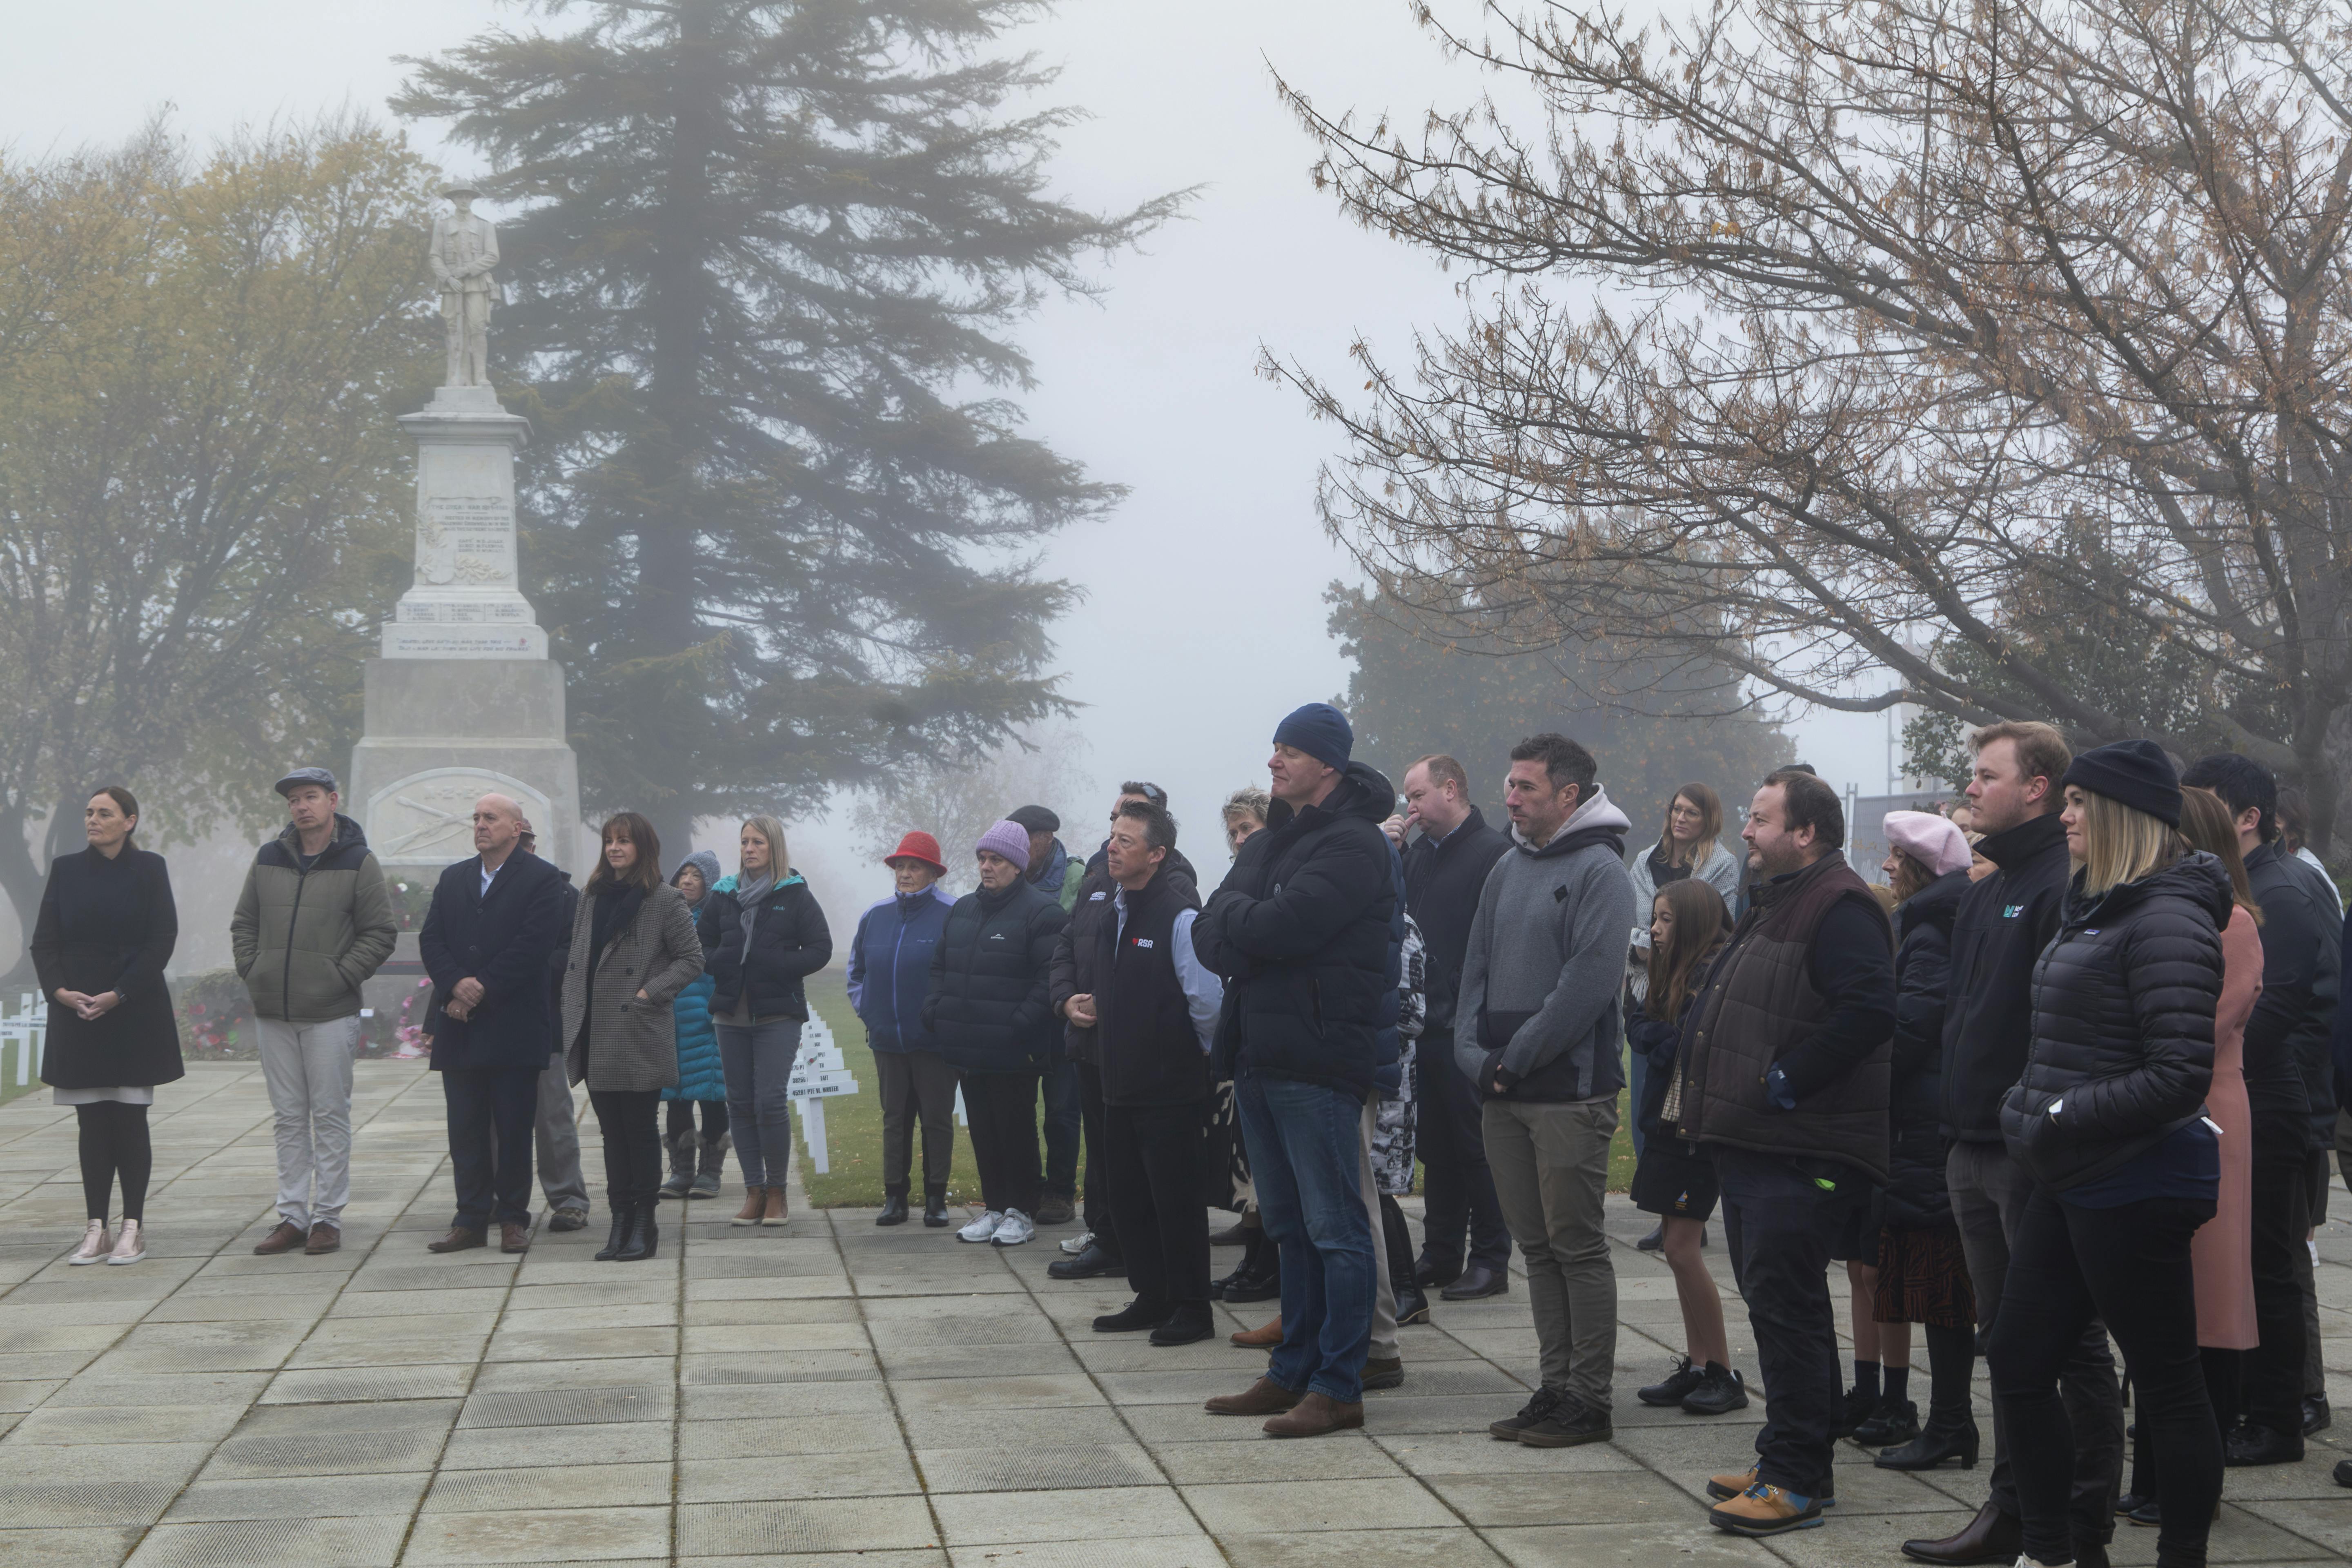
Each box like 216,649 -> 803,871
664,1099 -> 729,1140
76,1101 -> 151,1222
591,1089 -> 664,1209
962,1072 -> 1042,1216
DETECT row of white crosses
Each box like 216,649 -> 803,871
0,993 -> 42,1092
786,1011 -> 860,1174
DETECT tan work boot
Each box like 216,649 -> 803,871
1204,1376 -> 1303,1417
1707,1482 -> 1824,1537
1263,1391 -> 1363,1438
733,1185 -> 766,1225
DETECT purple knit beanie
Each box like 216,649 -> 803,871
974,818 -> 1032,872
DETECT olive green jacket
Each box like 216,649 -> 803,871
230,815 -> 399,1024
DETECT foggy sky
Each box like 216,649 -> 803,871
2,0 -> 1886,933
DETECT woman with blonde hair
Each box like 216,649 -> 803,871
705,816 -> 833,1226
1991,739 -> 2225,1568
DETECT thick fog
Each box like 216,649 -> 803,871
0,0 -> 1882,962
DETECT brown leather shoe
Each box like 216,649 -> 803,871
1901,1501 -> 2022,1565
1205,1376 -> 1304,1416
500,1221 -> 531,1254
253,1221 -> 307,1256
427,1226 -> 486,1253
303,1223 -> 341,1256
1230,1316 -> 1282,1349
760,1185 -> 788,1226
1264,1391 -> 1364,1438
733,1185 -> 766,1225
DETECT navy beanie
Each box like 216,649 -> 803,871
1273,702 -> 1353,771
2062,738 -> 2182,826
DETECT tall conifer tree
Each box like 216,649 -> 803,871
397,0 -> 1179,849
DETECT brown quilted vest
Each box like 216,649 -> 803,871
1675,851 -> 1892,1182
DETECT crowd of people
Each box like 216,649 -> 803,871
24,704 -> 2352,1563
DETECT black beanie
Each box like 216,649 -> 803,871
2061,738 -> 2182,826
1272,702 -> 1353,771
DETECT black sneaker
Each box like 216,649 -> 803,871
2304,1394 -> 2331,1436
1681,1362 -> 1749,1416
1851,1397 -> 1919,1448
1830,1383 -> 1875,1440
1516,1388 -> 1613,1448
1637,1356 -> 1704,1407
2223,1420 -> 2304,1466
1489,1385 -> 1566,1441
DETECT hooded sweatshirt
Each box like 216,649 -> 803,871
1452,786 -> 1637,1102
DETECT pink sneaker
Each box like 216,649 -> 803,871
106,1219 -> 145,1265
69,1219 -> 110,1265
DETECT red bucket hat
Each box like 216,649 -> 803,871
884,831 -> 946,874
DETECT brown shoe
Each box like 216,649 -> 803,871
733,1185 -> 766,1225
760,1185 -> 788,1226
1263,1391 -> 1365,1438
426,1226 -> 486,1253
1205,1376 -> 1304,1416
1900,1501 -> 2022,1564
252,1221 -> 307,1256
500,1221 -> 531,1254
1230,1316 -> 1283,1349
303,1223 -> 341,1256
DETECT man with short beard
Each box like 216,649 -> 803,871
1903,722 -> 2123,1568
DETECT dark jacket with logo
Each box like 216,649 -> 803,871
2000,854 -> 2226,1190
705,874 -> 832,1024
1401,806 -> 1512,1047
2241,840 -> 2342,1155
1940,810 -> 2073,1141
418,849 -> 571,1072
1677,850 -> 1896,1181
1886,869 -> 1967,1226
1056,848 -> 1198,1066
1092,867 -> 1213,1107
924,878 -> 1069,1075
230,814 -> 398,1024
1193,762 -> 1397,1099
848,886 -> 955,1053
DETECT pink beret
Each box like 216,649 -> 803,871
1883,810 -> 1972,878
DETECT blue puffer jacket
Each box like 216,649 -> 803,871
848,884 -> 955,1052
665,851 -> 725,1102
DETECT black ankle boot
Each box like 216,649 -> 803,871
877,1189 -> 909,1226
1394,1277 -> 1431,1326
1149,1300 -> 1216,1346
615,1203 -> 655,1262
922,1188 -> 950,1228
595,1206 -> 629,1261
1876,1405 -> 1980,1470
1218,1233 -> 1281,1303
1852,1396 -> 1920,1448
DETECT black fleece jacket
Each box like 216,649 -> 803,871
2242,840 -> 2341,1154
1940,809 -> 2073,1141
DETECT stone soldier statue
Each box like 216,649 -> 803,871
429,183 -> 500,388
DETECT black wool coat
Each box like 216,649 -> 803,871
2001,853 -> 2227,1191
924,879 -> 1069,1075
32,845 -> 185,1091
705,875 -> 832,1024
1885,868 -> 1967,1227
418,850 -> 571,1073
1400,805 -> 1512,1045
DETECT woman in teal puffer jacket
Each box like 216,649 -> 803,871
661,850 -> 730,1198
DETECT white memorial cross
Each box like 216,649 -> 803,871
787,1013 -> 861,1174
0,992 -> 45,1091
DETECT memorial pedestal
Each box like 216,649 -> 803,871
384,385 -> 545,659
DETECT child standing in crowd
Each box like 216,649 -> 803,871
1628,878 -> 1746,1416
659,850 -> 729,1200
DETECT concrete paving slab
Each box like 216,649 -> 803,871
931,1484 -> 1204,1546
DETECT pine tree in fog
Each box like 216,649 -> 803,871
396,0 -> 1183,851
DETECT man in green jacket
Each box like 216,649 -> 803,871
231,767 -> 398,1256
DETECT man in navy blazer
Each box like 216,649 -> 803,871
418,792 -> 569,1253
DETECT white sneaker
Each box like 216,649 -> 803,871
958,1209 -> 1004,1243
69,1219 -> 110,1265
1059,1229 -> 1094,1255
106,1218 -> 145,1265
992,1209 -> 1036,1247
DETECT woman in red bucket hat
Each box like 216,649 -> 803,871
844,830 -> 959,1225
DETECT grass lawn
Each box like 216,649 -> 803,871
791,964 -> 1640,1209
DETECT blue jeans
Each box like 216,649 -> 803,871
1237,1071 -> 1376,1403
1042,1058 -> 1082,1198
717,1021 -> 800,1185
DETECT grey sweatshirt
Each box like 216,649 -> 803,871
1453,787 -> 1638,1102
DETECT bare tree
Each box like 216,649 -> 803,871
847,725 -> 1093,893
0,120 -> 434,975
1271,0 -> 2352,847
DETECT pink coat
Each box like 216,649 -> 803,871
2191,903 -> 2260,1350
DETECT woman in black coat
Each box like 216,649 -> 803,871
31,787 -> 182,1266
924,819 -> 1068,1247
1991,741 -> 2227,1568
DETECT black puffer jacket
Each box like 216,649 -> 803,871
924,878 -> 1070,1075
706,874 -> 833,1023
2000,853 -> 2228,1191
1193,762 -> 1398,1099
1886,869 -> 1967,1227
1051,847 -> 1198,1066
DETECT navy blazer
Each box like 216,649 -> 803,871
418,849 -> 570,1071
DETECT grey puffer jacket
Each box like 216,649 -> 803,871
2001,853 -> 2227,1191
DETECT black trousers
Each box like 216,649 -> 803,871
1078,1061 -> 1121,1252
442,1066 -> 538,1229
590,1088 -> 663,1208
962,1071 -> 1042,1216
664,1098 -> 728,1139
1105,1098 -> 1211,1305
1716,1147 -> 1861,1499
1415,1039 -> 1510,1274
875,1048 -> 959,1194
1042,1059 -> 1081,1198
1990,1186 -> 2219,1568
2241,1148 -> 2310,1439
75,1102 -> 152,1222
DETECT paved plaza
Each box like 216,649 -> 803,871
0,1061 -> 2346,1567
